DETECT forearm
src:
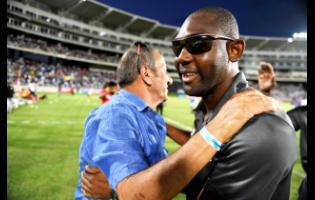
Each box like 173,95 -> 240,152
117,128 -> 218,200
166,123 -> 191,145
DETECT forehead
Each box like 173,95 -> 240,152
176,13 -> 220,39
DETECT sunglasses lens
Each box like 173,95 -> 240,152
172,41 -> 183,56
172,35 -> 213,57
187,37 -> 212,54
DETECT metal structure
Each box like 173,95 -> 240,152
7,0 -> 307,83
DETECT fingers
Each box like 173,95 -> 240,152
81,183 -> 92,198
227,88 -> 276,117
85,165 -> 101,174
81,171 -> 92,191
81,169 -> 112,199
206,88 -> 278,144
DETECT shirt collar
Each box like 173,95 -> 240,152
207,72 -> 248,122
119,89 -> 149,112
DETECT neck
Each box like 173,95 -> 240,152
124,78 -> 161,109
202,72 -> 238,115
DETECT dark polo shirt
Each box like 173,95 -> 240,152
185,72 -> 298,200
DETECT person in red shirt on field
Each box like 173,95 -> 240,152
99,81 -> 119,104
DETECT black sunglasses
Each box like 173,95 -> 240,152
172,34 -> 235,57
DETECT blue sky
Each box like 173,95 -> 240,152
97,0 -> 307,37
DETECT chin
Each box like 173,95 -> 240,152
162,94 -> 168,101
183,84 -> 196,96
183,85 -> 206,97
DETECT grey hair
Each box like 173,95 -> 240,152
117,45 -> 157,87
191,7 -> 240,39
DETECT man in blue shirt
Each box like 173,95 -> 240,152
75,42 -> 171,199
76,41 -> 276,200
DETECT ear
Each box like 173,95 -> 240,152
227,39 -> 245,62
140,65 -> 153,86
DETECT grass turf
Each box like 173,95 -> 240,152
7,93 -> 305,199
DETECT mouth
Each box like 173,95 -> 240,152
181,72 -> 198,83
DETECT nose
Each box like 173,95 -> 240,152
174,47 -> 193,66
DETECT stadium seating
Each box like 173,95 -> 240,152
7,0 -> 306,97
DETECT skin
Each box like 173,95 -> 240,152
125,50 -> 171,109
80,13 -> 276,200
258,62 -> 275,96
174,12 -> 245,113
147,51 -> 171,105
81,89 -> 276,200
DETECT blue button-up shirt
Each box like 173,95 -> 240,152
75,89 -> 168,199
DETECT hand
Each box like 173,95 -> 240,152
258,72 -> 275,92
207,88 -> 277,143
81,165 -> 112,199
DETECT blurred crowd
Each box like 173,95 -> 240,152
248,81 -> 306,105
7,34 -> 121,63
7,58 -> 117,89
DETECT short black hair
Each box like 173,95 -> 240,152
103,81 -> 117,89
108,81 -> 117,87
191,7 -> 239,39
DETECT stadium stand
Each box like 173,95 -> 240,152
7,0 -> 306,98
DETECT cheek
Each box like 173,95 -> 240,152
196,53 -> 216,79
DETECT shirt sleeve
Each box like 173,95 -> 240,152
84,107 -> 149,191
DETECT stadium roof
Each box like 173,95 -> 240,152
26,0 -> 307,52
32,0 -> 178,40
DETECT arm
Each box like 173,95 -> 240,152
258,62 -> 276,96
83,89 -> 276,200
81,166 -> 112,199
166,123 -> 191,145
117,89 -> 275,200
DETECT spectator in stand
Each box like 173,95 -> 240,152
99,81 -> 119,104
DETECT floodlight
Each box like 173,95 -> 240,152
100,32 -> 107,36
292,32 -> 307,39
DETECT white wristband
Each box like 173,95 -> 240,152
199,126 -> 222,151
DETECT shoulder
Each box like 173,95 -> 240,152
97,97 -> 138,119
222,110 -> 297,162
84,98 -> 139,130
232,110 -> 296,145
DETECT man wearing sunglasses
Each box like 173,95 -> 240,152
79,7 -> 295,200
171,7 -> 297,200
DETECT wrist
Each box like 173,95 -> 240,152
205,121 -> 226,143
199,126 -> 222,151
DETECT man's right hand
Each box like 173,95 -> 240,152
207,88 -> 277,144
81,165 -> 112,200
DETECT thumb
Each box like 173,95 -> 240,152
85,165 -> 101,174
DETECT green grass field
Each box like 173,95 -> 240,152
7,93 -> 305,200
